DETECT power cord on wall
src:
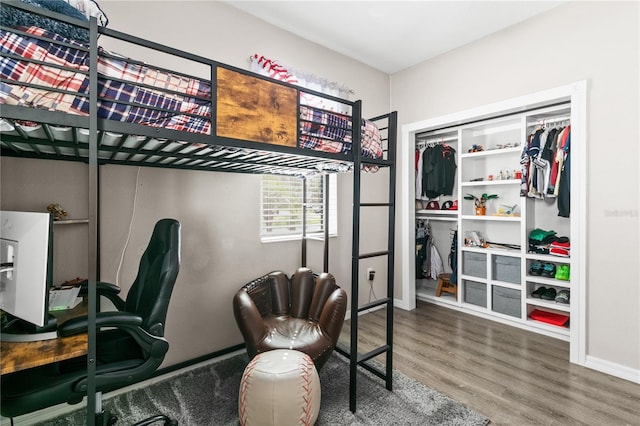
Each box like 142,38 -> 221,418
368,268 -> 378,303
115,166 -> 141,287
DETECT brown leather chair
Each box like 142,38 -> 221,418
233,267 -> 347,371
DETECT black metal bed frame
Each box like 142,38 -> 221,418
0,0 -> 397,421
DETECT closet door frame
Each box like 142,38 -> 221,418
399,80 -> 587,365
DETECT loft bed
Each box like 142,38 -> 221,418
0,1 -> 390,177
0,0 -> 397,419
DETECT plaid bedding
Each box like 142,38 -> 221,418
0,26 -> 212,134
299,105 -> 383,164
0,26 -> 382,160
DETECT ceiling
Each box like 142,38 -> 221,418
225,1 -> 565,74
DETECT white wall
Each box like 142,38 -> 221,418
391,1 -> 639,374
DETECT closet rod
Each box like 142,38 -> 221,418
529,115 -> 571,126
415,216 -> 458,222
416,135 -> 458,146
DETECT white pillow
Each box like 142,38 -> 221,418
63,0 -> 108,26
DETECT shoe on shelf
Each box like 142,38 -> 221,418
541,287 -> 557,301
529,261 -> 543,276
555,265 -> 570,281
555,289 -> 570,304
528,244 -> 550,255
541,262 -> 556,278
531,286 -> 546,298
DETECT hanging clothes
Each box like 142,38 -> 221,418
520,133 -> 534,197
552,125 -> 571,197
526,127 -> 545,199
522,123 -> 571,203
449,230 -> 458,284
534,127 -> 558,196
429,241 -> 444,280
548,126 -> 570,196
557,128 -> 571,217
415,146 -> 426,199
521,120 -> 571,217
417,143 -> 457,199
415,220 -> 430,278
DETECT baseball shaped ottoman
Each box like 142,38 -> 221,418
239,349 -> 321,426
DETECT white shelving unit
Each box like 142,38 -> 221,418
413,102 -> 576,342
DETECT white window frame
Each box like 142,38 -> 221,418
260,174 -> 337,242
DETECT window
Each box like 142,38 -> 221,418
260,174 -> 337,241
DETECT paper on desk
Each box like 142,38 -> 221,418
49,286 -> 82,311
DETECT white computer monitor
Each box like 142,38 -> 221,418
0,211 -> 55,341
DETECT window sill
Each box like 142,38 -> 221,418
261,233 -> 338,244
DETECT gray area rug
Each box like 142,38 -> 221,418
40,353 -> 490,425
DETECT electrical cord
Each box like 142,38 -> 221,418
115,166 -> 141,287
368,278 -> 378,303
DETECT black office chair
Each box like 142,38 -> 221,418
1,218 -> 181,426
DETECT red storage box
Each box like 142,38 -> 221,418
529,309 -> 569,327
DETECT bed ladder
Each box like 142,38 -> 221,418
335,106 -> 397,413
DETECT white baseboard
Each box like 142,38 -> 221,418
585,354 -> 640,384
393,297 -> 413,311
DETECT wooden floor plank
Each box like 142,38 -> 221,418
339,301 -> 640,425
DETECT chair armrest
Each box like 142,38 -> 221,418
78,280 -> 121,296
60,311 -> 166,361
67,312 -> 169,395
58,311 -> 143,337
78,281 -> 125,310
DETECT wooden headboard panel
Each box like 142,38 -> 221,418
216,67 -> 298,147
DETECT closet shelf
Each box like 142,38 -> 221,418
526,298 -> 571,312
415,215 -> 457,222
460,146 -> 521,158
415,209 -> 458,216
526,318 -> 570,337
461,246 -> 520,256
525,253 -> 571,262
461,179 -> 520,187
461,214 -> 521,222
526,275 -> 571,287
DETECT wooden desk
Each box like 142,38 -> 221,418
1,300 -> 89,375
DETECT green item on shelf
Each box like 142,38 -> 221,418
528,228 -> 556,242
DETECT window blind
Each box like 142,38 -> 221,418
260,174 -> 337,240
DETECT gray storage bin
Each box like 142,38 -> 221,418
492,255 -> 521,284
492,286 -> 521,318
463,280 -> 486,307
462,251 -> 487,278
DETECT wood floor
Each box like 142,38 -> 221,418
339,301 -> 640,426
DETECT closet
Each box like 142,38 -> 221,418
414,135 -> 459,297
402,82 -> 586,363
